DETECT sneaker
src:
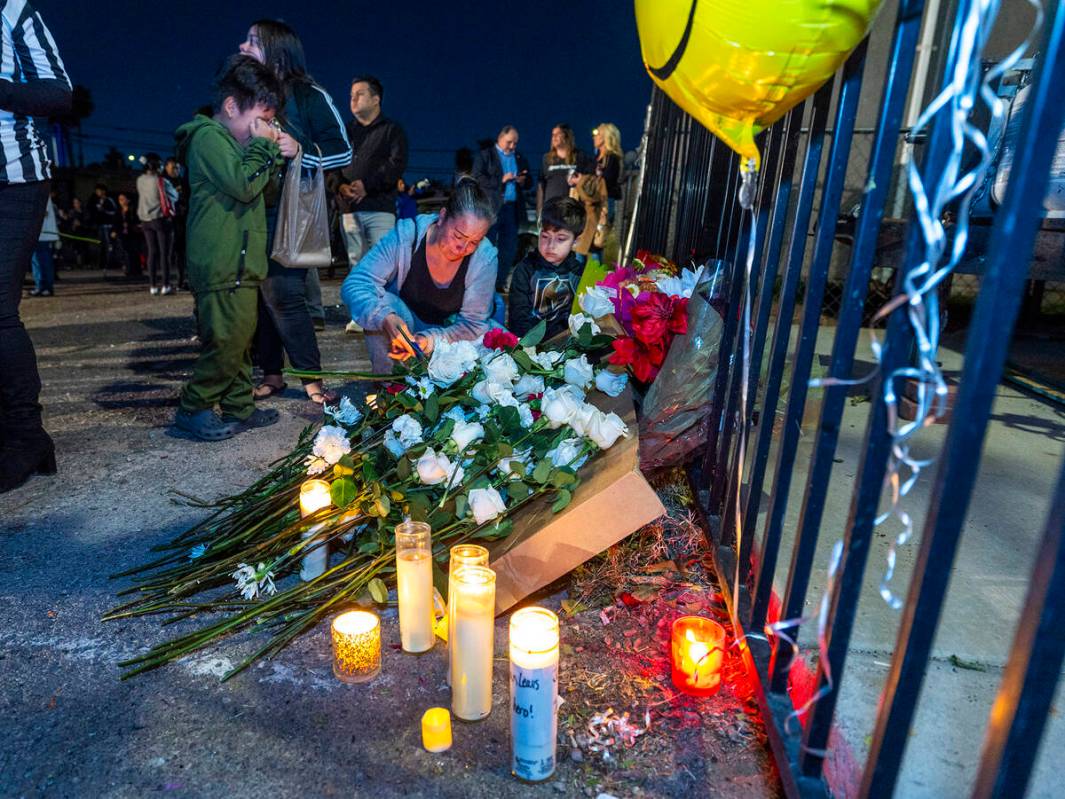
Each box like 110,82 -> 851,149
150,287 -> 160,296
222,407 -> 280,434
174,408 -> 235,441
161,285 -> 174,295
40,289 -> 53,297
345,320 -> 363,334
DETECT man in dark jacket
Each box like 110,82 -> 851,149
472,125 -> 530,292
336,75 -> 408,270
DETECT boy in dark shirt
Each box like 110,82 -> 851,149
507,196 -> 586,338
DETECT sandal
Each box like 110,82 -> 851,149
253,381 -> 288,400
307,389 -> 340,405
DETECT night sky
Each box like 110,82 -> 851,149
38,0 -> 652,180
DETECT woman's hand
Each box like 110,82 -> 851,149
566,170 -> 580,187
250,117 -> 277,142
383,313 -> 416,361
276,131 -> 299,158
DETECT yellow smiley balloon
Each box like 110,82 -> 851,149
636,0 -> 884,171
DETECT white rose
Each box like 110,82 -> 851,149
427,338 -> 479,387
305,455 -> 329,475
564,355 -> 595,390
568,313 -> 601,338
383,430 -> 407,458
416,448 -> 464,486
541,385 -> 585,429
473,379 -> 518,408
451,419 -> 485,451
547,438 -> 587,469
582,410 -> 629,449
391,414 -> 424,447
517,403 -> 534,429
468,487 -> 507,525
594,368 -> 629,398
513,374 -> 545,398
654,265 -> 704,299
568,403 -> 600,437
323,395 -> 362,426
312,425 -> 352,465
579,285 -> 616,318
497,448 -> 531,479
527,347 -> 563,370
442,406 -> 468,424
476,404 -> 491,420
483,352 -> 520,386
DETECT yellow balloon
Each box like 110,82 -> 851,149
636,0 -> 883,171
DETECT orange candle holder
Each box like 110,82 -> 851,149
331,610 -> 381,684
670,615 -> 725,696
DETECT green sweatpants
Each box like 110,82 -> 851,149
179,286 -> 258,420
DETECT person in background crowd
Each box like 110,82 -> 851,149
137,153 -> 175,295
472,125 -> 530,293
537,123 -> 586,216
113,191 -> 141,279
395,178 -> 417,220
173,55 -> 295,442
569,166 -> 607,263
507,196 -> 585,339
593,123 -> 622,221
336,74 -> 408,332
29,198 -> 59,297
90,182 -> 119,270
341,177 -> 498,373
0,0 -> 72,492
58,196 -> 88,267
238,19 -> 350,403
165,156 -> 188,289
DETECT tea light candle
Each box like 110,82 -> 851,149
421,707 -> 453,752
670,615 -> 725,696
299,479 -> 332,581
446,544 -> 490,687
450,564 -> 496,721
509,607 -> 560,782
331,610 -> 381,683
396,521 -> 434,653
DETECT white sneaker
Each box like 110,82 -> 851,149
345,320 -> 363,334
161,285 -> 174,295
150,287 -> 160,296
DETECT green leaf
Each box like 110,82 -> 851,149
396,456 -> 411,481
518,319 -> 546,349
496,441 -> 513,458
578,323 -> 593,348
512,348 -> 536,372
368,577 -> 389,604
455,493 -> 468,520
337,453 -> 355,469
532,460 -> 552,485
551,489 -> 572,513
549,469 -> 576,488
424,392 -> 439,424
330,477 -> 357,508
508,481 -> 531,499
560,599 -> 589,617
374,494 -> 391,518
407,492 -> 431,522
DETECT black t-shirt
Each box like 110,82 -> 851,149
539,149 -> 591,205
399,235 -> 471,325
597,152 -> 621,199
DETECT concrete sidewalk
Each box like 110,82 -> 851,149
749,321 -> 1065,798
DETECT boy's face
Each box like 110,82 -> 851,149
538,225 -> 575,266
220,97 -> 276,145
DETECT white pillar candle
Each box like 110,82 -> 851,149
447,544 -> 490,687
395,521 -> 434,653
509,607 -> 560,782
299,480 -> 332,581
450,564 -> 496,721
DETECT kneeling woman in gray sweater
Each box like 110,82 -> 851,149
341,178 -> 499,373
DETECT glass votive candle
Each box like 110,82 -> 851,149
396,521 -> 434,653
447,544 -> 490,686
450,564 -> 496,721
509,606 -> 560,782
421,707 -> 453,752
670,615 -> 726,696
331,610 -> 381,683
299,479 -> 332,581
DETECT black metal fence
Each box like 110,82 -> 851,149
631,1 -> 1065,796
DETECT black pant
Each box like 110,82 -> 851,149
0,180 -> 51,441
489,200 -> 520,291
143,218 -> 173,289
255,258 -> 323,383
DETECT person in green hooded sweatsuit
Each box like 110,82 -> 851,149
172,55 -> 299,441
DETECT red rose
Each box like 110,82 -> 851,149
484,328 -> 519,350
384,382 -> 404,395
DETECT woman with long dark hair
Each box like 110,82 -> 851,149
537,123 -> 585,215
238,19 -> 351,404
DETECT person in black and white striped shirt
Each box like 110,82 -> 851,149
0,0 -> 71,493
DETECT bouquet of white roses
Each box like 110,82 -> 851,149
107,318 -> 630,680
